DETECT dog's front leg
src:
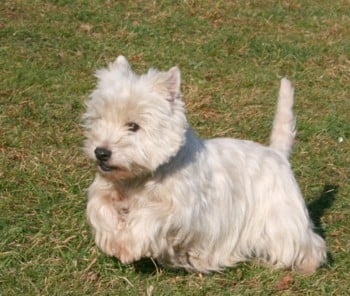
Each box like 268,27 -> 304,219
86,175 -> 129,256
87,176 -> 153,263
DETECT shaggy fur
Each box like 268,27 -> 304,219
83,56 -> 326,273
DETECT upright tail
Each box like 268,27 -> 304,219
269,78 -> 296,159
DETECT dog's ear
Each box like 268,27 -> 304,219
110,55 -> 130,70
145,66 -> 181,101
165,67 -> 181,101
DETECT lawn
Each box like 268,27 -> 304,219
1,0 -> 349,294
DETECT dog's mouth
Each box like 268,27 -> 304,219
98,161 -> 119,172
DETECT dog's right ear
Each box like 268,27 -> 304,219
110,55 -> 130,70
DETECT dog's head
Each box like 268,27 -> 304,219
83,56 -> 188,179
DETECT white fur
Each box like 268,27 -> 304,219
83,56 -> 327,273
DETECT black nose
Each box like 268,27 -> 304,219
94,147 -> 112,161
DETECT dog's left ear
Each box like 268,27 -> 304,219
147,66 -> 181,101
165,67 -> 181,101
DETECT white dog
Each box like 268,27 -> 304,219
83,56 -> 326,273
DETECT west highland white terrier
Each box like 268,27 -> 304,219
83,56 -> 326,273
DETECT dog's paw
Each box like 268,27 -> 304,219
114,240 -> 142,263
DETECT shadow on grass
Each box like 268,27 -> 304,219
308,184 -> 337,237
133,258 -> 189,276
132,258 -> 159,275
308,183 -> 338,267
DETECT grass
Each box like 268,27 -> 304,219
1,0 -> 349,294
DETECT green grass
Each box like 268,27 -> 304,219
1,0 -> 349,294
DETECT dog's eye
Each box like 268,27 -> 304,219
126,122 -> 140,132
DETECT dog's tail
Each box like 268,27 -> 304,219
269,78 -> 296,159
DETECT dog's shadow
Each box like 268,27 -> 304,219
131,184 -> 338,274
308,184 -> 337,237
132,258 -> 189,276
307,183 -> 338,267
